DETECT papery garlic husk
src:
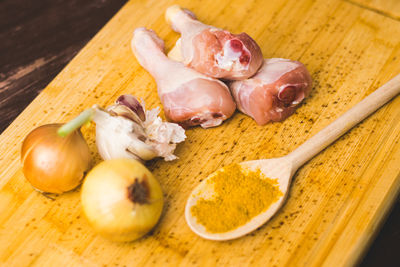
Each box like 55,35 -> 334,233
92,95 -> 186,161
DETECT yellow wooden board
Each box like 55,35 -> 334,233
0,0 -> 399,266
350,0 -> 400,19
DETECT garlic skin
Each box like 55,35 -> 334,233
93,95 -> 186,161
143,107 -> 186,160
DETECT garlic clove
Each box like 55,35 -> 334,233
116,94 -> 146,121
93,108 -> 159,161
93,109 -> 140,160
127,139 -> 158,161
108,104 -> 144,127
93,95 -> 186,162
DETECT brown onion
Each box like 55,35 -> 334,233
21,123 -> 91,193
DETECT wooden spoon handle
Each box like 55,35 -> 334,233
286,74 -> 400,170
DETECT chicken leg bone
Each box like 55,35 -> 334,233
165,5 -> 263,80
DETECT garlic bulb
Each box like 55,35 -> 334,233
93,95 -> 186,161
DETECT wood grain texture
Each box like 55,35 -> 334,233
346,0 -> 400,20
0,0 -> 399,266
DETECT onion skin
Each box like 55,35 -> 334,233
21,124 -> 91,194
81,159 -> 164,242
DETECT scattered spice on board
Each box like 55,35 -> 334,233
191,163 -> 282,233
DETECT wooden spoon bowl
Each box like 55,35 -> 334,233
185,157 -> 294,240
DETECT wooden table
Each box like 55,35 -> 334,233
0,0 -> 399,266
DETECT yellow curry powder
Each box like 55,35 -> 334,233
191,163 -> 282,233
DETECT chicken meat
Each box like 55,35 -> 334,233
131,27 -> 236,128
229,58 -> 312,125
165,5 -> 263,80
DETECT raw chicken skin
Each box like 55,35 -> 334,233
161,78 -> 235,128
131,28 -> 236,128
165,5 -> 263,80
230,58 -> 312,125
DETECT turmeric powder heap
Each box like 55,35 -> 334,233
191,163 -> 282,233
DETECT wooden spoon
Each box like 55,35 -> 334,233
185,74 -> 400,241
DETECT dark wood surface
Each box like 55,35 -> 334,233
0,0 -> 398,266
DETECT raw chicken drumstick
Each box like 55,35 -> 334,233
165,5 -> 263,80
229,58 -> 312,125
131,28 -> 236,128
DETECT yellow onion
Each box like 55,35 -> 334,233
81,158 -> 163,242
21,110 -> 93,194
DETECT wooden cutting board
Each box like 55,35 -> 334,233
0,0 -> 399,266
